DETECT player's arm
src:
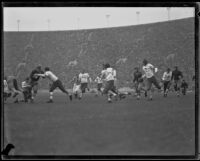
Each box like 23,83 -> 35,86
34,73 -> 46,78
162,72 -> 166,81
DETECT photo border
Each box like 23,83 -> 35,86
1,1 -> 199,160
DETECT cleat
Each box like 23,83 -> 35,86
46,99 -> 53,103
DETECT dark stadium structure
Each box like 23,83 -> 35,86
4,18 -> 194,89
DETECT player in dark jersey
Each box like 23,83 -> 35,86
171,66 -> 183,97
181,79 -> 188,95
133,67 -> 147,99
29,65 -> 44,102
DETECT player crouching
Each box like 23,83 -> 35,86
35,67 -> 72,103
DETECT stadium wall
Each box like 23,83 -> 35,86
4,18 -> 195,89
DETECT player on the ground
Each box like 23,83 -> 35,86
21,77 -> 32,102
35,67 -> 72,103
162,68 -> 172,97
142,59 -> 161,100
180,79 -> 188,95
94,74 -> 103,96
78,70 -> 91,94
71,74 -> 82,99
171,66 -> 183,97
133,67 -> 147,100
29,65 -> 44,102
101,63 -> 118,103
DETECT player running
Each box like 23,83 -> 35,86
133,67 -> 147,100
29,65 -> 44,102
171,66 -> 183,97
79,70 -> 91,94
35,67 -> 72,103
94,74 -> 103,96
142,59 -> 161,100
101,63 -> 118,103
162,68 -> 172,97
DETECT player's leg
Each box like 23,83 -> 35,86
174,80 -> 178,95
163,81 -> 167,97
107,81 -> 117,102
137,82 -> 143,99
81,83 -> 86,94
102,81 -> 110,102
152,76 -> 161,90
146,78 -> 153,100
57,80 -> 72,101
13,78 -> 21,91
47,81 -> 57,103
77,85 -> 82,99
31,82 -> 38,102
177,80 -> 181,96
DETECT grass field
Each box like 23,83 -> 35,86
3,91 -> 195,156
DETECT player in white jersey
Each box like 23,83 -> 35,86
71,74 -> 82,99
142,59 -> 161,100
35,67 -> 72,103
101,63 -> 118,103
162,68 -> 172,97
94,74 -> 103,96
79,70 -> 91,93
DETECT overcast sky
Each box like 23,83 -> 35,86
3,7 -> 194,31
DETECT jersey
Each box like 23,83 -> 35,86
172,70 -> 183,81
142,63 -> 154,78
101,67 -> 116,81
79,73 -> 90,83
95,76 -> 103,84
44,71 -> 58,82
162,71 -> 172,81
30,69 -> 44,82
133,71 -> 143,82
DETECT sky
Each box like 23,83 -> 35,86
3,7 -> 194,31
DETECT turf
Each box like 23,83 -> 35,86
3,91 -> 195,156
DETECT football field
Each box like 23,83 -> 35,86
3,91 -> 195,156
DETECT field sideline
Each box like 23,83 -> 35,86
3,91 -> 195,156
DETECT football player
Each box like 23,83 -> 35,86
35,67 -> 72,103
